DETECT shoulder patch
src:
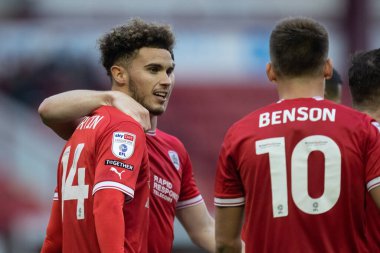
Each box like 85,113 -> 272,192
168,150 -> 180,170
112,132 -> 136,159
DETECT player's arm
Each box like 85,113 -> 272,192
38,90 -> 150,140
41,197 -> 62,253
215,206 -> 244,253
176,202 -> 215,253
370,186 -> 380,209
93,189 -> 125,253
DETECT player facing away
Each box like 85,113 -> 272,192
214,17 -> 380,253
38,18 -> 215,253
39,21 -> 153,253
324,68 -> 342,103
348,48 -> 380,253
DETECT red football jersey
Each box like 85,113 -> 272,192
146,129 -> 203,253
214,97 -> 380,253
366,182 -> 380,252
53,106 -> 149,253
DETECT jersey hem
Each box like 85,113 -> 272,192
367,176 -> 380,191
176,195 -> 204,209
93,181 -> 134,200
214,197 -> 245,207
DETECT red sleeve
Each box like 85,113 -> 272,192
214,129 -> 245,207
365,120 -> 380,191
41,193 -> 62,253
176,151 -> 203,209
93,121 -> 147,200
94,189 -> 125,253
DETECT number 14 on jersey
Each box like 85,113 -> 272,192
61,143 -> 89,220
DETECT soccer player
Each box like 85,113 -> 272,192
324,68 -> 342,103
40,20 -> 152,253
214,17 -> 380,253
39,18 -> 215,253
348,48 -> 380,253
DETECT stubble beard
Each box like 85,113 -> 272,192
128,79 -> 165,116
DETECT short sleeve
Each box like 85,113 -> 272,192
176,152 -> 203,209
365,121 -> 380,192
214,130 -> 245,207
93,121 -> 147,201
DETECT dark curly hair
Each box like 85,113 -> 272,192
98,18 -> 176,76
349,48 -> 380,111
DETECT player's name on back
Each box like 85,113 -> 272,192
76,115 -> 104,130
259,107 -> 336,128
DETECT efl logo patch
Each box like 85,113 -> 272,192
168,150 -> 180,170
112,132 -> 136,159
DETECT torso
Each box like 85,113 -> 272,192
215,98 -> 380,253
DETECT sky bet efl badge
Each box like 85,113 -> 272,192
112,132 -> 136,159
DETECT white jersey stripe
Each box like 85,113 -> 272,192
367,176 -> 380,191
214,197 -> 245,207
93,181 -> 134,200
176,195 -> 204,209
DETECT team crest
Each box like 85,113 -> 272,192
112,132 -> 136,159
168,150 -> 180,170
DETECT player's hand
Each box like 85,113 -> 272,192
109,91 -> 151,131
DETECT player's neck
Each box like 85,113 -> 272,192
276,76 -> 325,100
150,115 -> 158,131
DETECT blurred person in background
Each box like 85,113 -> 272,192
214,17 -> 380,253
348,48 -> 380,253
38,18 -> 215,253
40,20 -> 152,253
324,68 -> 342,103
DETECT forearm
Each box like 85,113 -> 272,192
176,202 -> 216,253
38,90 -> 113,124
38,89 -> 150,139
94,189 -> 125,253
190,216 -> 215,253
216,241 -> 242,253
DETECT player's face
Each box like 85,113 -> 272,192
127,47 -> 175,116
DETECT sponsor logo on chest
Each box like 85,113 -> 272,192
152,174 -> 179,203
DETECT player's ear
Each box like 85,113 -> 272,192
111,65 -> 128,85
324,58 -> 333,79
266,62 -> 277,82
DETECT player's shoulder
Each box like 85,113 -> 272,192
95,106 -> 143,128
155,129 -> 186,151
331,101 -> 375,124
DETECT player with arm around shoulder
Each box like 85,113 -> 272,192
39,18 -> 216,253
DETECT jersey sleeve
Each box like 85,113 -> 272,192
41,189 -> 62,253
176,151 -> 204,209
365,121 -> 380,192
214,129 -> 245,207
93,121 -> 147,201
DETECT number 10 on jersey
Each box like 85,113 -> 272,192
256,135 -> 341,218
